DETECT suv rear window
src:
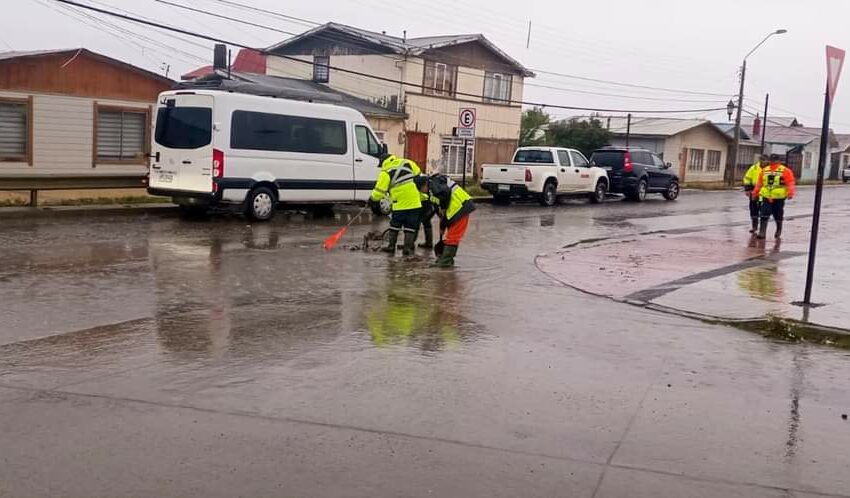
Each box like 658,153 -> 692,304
155,107 -> 212,149
590,151 -> 625,168
514,149 -> 554,164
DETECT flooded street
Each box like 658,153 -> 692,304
2,188 -> 850,497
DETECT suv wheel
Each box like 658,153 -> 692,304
628,178 -> 648,202
539,181 -> 557,207
662,181 -> 680,201
589,180 -> 607,204
245,186 -> 276,221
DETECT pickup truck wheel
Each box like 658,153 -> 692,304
589,180 -> 607,204
493,194 -> 512,206
539,181 -> 557,207
662,181 -> 680,201
628,179 -> 648,202
245,186 -> 277,222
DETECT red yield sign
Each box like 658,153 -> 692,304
826,45 -> 845,105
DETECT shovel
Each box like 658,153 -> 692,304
322,205 -> 369,250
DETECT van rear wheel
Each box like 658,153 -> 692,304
245,186 -> 276,222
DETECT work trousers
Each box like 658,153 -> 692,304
444,214 -> 470,246
749,198 -> 761,219
760,199 -> 785,222
389,208 -> 421,233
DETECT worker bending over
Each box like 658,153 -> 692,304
427,174 -> 476,267
369,154 -> 422,256
753,153 -> 795,240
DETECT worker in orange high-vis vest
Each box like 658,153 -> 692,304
752,153 -> 796,240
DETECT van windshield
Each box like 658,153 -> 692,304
155,107 -> 212,149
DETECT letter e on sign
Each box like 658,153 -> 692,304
826,45 -> 846,105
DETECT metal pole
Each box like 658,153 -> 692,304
729,60 -> 746,185
227,49 -> 232,79
802,83 -> 832,305
526,20 -> 532,49
760,93 -> 769,154
461,139 -> 468,188
625,113 -> 631,147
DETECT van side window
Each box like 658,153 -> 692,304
230,111 -> 347,155
355,125 -> 381,157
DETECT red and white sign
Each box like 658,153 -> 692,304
826,45 -> 845,105
457,108 -> 476,138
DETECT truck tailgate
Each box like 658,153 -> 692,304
481,164 -> 526,184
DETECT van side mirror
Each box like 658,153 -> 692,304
380,143 -> 388,156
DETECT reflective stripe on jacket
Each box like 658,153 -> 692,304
430,176 -> 476,226
754,164 -> 796,201
370,157 -> 422,211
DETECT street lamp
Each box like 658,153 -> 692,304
728,29 -> 788,185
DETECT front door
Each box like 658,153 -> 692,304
555,149 -> 578,191
405,132 -> 428,171
353,124 -> 382,201
570,150 -> 594,190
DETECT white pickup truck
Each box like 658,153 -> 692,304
481,147 -> 609,206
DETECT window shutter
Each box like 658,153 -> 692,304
0,102 -> 27,158
97,111 -> 123,160
97,110 -> 146,161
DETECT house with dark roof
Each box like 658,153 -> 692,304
264,22 -> 533,177
0,49 -> 173,204
601,117 -> 733,183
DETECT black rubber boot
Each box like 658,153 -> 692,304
402,230 -> 417,257
381,229 -> 399,254
750,217 -> 759,234
775,219 -> 783,239
432,245 -> 458,267
757,218 -> 769,240
418,222 -> 434,249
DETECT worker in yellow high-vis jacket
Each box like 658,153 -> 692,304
743,154 -> 767,234
369,154 -> 422,256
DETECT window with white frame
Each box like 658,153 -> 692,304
0,97 -> 31,163
483,71 -> 512,103
804,151 -> 813,169
842,153 -> 849,168
706,150 -> 722,172
423,60 -> 457,97
313,55 -> 329,83
96,107 -> 148,163
687,148 -> 705,171
441,136 -> 474,176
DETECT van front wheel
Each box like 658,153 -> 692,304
245,186 -> 277,221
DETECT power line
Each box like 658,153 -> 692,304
151,0 -> 298,36
55,0 -> 730,115
185,0 -> 733,100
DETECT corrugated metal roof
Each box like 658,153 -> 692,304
0,49 -> 77,61
603,117 -> 720,137
762,125 -> 820,146
178,71 -> 406,119
266,22 -> 534,76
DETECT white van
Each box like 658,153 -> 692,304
147,90 -> 387,221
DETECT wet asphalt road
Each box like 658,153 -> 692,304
2,187 -> 850,497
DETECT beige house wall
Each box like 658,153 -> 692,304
0,90 -> 151,177
367,117 -> 405,156
675,125 -> 728,183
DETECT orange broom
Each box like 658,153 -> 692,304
322,205 -> 371,250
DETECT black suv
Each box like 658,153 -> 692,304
589,147 -> 680,202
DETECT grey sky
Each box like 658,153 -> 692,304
5,0 -> 849,130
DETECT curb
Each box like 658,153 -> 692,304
0,203 -> 180,219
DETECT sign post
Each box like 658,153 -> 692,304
458,108 -> 476,187
802,45 -> 845,305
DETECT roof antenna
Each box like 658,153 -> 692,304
526,20 -> 532,49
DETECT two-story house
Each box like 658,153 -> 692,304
265,22 -> 533,178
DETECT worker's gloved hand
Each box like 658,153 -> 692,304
367,198 -> 380,211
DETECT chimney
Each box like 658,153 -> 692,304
752,114 -> 761,140
213,44 -> 227,71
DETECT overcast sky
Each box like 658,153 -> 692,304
4,0 -> 848,131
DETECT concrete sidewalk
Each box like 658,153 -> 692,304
537,205 -> 850,339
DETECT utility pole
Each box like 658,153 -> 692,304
526,21 -> 532,49
729,60 -> 746,186
760,93 -> 769,153
625,113 -> 632,147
